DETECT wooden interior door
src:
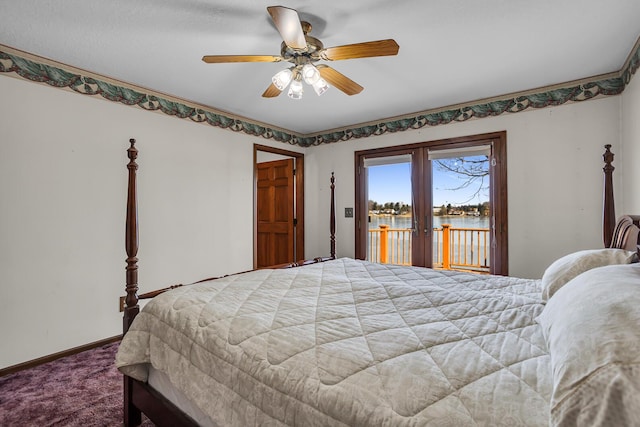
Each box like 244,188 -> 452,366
256,159 -> 295,268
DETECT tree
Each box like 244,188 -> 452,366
479,201 -> 490,216
433,155 -> 489,204
368,200 -> 412,215
399,204 -> 411,215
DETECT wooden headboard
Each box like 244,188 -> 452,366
602,144 -> 640,253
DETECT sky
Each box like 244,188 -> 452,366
367,159 -> 489,207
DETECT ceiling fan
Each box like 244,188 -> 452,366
202,6 -> 400,99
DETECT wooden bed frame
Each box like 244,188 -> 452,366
121,140 -> 630,427
602,144 -> 640,251
122,138 -> 336,426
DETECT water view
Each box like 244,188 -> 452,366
367,214 -> 491,271
369,215 -> 490,230
365,152 -> 492,271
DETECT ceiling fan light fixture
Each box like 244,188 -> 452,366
203,6 -> 400,100
301,64 -> 320,85
312,78 -> 329,96
272,68 -> 293,91
287,79 -> 304,100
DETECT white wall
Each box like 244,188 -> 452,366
0,75 -> 279,368
622,72 -> 640,214
305,97 -> 622,279
1,69 -> 635,368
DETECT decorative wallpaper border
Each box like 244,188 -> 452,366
1,40 -> 638,148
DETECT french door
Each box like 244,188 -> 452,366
355,132 -> 508,275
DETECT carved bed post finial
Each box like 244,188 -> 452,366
330,172 -> 336,259
603,144 -> 615,248
124,138 -> 140,333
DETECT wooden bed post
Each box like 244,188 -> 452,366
330,172 -> 336,259
119,146 -> 339,427
124,138 -> 140,332
603,144 -> 615,248
124,138 -> 142,427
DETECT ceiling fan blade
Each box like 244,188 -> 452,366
267,6 -> 307,50
317,65 -> 364,96
202,55 -> 282,63
262,82 -> 283,98
321,39 -> 399,61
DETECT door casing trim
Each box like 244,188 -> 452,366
354,131 -> 508,275
254,144 -> 305,269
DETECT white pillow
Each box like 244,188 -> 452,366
537,263 -> 640,426
541,248 -> 636,302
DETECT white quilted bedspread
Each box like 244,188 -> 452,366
116,258 -> 552,426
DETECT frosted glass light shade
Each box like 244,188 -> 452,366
301,64 -> 320,85
287,79 -> 303,100
272,69 -> 293,91
312,78 -> 329,96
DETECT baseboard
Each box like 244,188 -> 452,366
0,335 -> 121,377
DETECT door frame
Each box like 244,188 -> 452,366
354,131 -> 508,275
254,144 -> 304,269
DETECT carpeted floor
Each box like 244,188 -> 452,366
0,342 -> 153,426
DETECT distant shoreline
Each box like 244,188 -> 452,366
370,213 -> 411,218
369,213 -> 489,218
369,215 -> 491,233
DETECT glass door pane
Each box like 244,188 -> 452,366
365,157 -> 412,265
430,152 -> 491,273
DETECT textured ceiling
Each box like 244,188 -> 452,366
1,1 -> 639,135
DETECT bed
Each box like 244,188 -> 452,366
116,141 -> 640,426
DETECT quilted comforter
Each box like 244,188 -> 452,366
116,258 -> 552,426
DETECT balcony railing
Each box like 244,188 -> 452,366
368,224 -> 491,273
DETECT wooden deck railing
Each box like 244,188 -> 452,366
368,224 -> 490,272
368,225 -> 413,266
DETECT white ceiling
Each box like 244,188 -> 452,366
1,1 -> 639,135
